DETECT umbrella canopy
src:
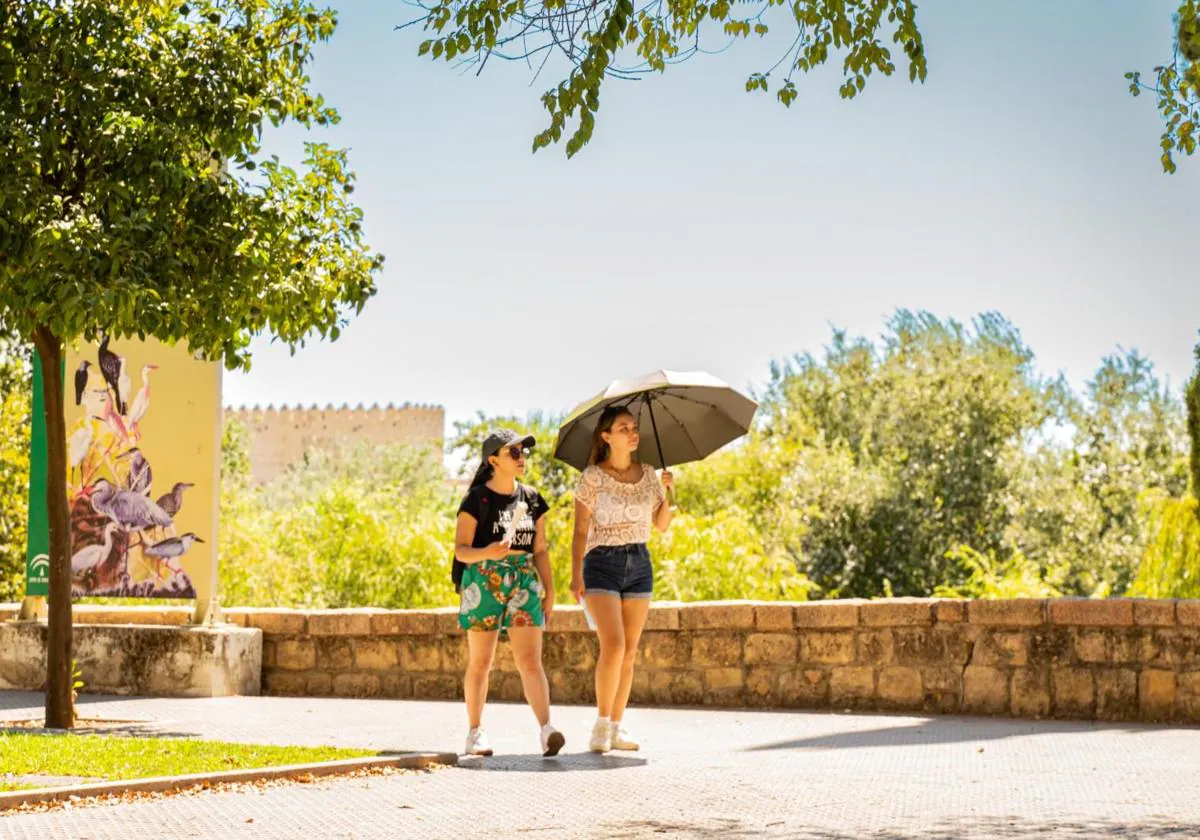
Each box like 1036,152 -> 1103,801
554,370 -> 758,470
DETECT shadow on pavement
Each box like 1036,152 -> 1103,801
458,753 -> 647,772
742,714 -> 1175,753
602,816 -> 1200,838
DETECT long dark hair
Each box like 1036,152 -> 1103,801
588,405 -> 636,466
468,459 -> 493,490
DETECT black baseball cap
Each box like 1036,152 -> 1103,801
481,429 -> 536,460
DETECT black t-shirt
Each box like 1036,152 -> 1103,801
457,483 -> 549,554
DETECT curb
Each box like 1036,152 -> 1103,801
0,751 -> 459,811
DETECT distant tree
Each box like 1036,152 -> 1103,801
0,329 -> 30,601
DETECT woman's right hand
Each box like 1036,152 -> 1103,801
483,540 -> 513,561
569,576 -> 585,604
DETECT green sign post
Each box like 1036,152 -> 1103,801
24,352 -> 54,598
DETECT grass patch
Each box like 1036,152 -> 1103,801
0,731 -> 379,789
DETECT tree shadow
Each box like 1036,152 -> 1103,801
458,752 -> 647,772
742,713 -> 1189,753
600,816 -> 1200,839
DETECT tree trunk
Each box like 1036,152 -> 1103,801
32,326 -> 73,729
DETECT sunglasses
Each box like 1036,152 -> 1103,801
502,445 -> 530,461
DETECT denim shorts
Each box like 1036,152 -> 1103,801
583,543 -> 653,599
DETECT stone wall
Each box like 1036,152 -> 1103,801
224,403 -> 444,484
5,599 -> 1200,722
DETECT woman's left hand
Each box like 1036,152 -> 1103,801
660,469 -> 675,494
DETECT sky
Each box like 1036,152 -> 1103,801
223,0 -> 1199,431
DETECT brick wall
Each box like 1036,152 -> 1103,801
5,599 -> 1200,722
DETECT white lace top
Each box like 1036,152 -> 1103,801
574,464 -> 666,555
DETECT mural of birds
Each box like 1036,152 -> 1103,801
115,447 -> 152,496
143,532 -> 204,579
97,335 -> 125,415
71,522 -> 121,576
68,422 -> 94,487
117,356 -> 131,418
126,363 -> 158,438
155,482 -> 193,518
100,390 -> 131,443
73,361 -> 91,406
89,478 -> 172,533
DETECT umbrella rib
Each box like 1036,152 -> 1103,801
652,393 -> 703,460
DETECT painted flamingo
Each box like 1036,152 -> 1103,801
125,364 -> 158,439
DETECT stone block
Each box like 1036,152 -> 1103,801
1177,601 -> 1200,626
962,666 -> 1008,715
431,607 -> 462,634
934,600 -> 966,623
829,667 -> 874,705
744,666 -> 778,705
276,639 -> 316,672
644,603 -> 681,631
1133,600 -> 1176,627
967,600 -> 1045,627
354,639 -> 400,671
549,669 -> 593,704
1139,669 -> 1176,718
315,638 -> 353,671
1048,599 -> 1133,628
921,667 -> 962,695
778,669 -> 829,707
440,636 -> 468,672
639,632 -> 690,669
860,600 -> 934,628
1010,669 -> 1051,718
549,606 -> 591,633
1073,630 -> 1109,664
704,667 -> 744,691
690,633 -> 744,667
262,640 -> 277,669
1096,669 -> 1138,721
413,673 -> 461,700
1178,671 -> 1200,699
304,672 -> 333,695
679,602 -> 756,631
794,601 -> 860,629
857,630 -> 895,666
892,629 -> 948,667
1052,667 -> 1095,716
1108,630 -> 1143,665
242,609 -> 308,636
307,610 -> 375,636
371,611 -> 436,636
264,672 -> 307,696
1027,627 -> 1072,667
669,671 -> 705,705
755,604 -> 797,632
972,631 -> 1030,667
399,639 -> 441,672
382,674 -> 414,698
493,643 -> 517,674
877,666 -> 923,707
800,631 -> 856,665
744,633 -> 798,665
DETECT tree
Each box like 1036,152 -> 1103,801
1188,336 -> 1200,505
1127,1 -> 1200,173
0,1 -> 380,728
405,0 -> 1195,170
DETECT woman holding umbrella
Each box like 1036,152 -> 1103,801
571,405 -> 675,753
558,371 -> 758,752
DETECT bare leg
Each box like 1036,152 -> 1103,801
611,598 -> 651,722
508,626 -> 550,726
586,593 -> 625,718
464,630 -> 499,729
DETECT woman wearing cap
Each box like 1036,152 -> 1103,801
455,429 -> 563,757
570,406 -> 675,752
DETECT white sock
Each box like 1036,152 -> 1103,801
595,716 -> 610,728
610,719 -> 622,728
541,722 -> 556,735
469,726 -> 482,734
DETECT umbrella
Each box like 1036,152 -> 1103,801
553,370 -> 758,471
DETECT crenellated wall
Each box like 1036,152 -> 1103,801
223,403 -> 444,484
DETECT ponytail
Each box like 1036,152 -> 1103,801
588,405 -> 634,466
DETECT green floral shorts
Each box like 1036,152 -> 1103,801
458,554 -> 546,632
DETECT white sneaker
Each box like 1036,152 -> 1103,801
541,724 -> 565,757
609,723 -> 640,751
589,719 -> 612,753
464,727 -> 493,756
